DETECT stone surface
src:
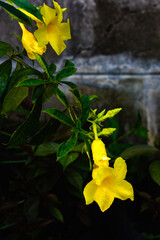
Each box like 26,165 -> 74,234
1,0 -> 160,144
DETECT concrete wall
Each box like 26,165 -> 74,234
1,0 -> 160,144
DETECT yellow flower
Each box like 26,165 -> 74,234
33,1 -> 71,55
19,23 -> 46,60
91,139 -> 110,167
83,157 -> 134,212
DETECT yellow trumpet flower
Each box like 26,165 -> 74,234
19,23 -> 46,60
83,157 -> 134,212
34,1 -> 71,55
91,139 -> 110,167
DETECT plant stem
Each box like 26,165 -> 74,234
93,122 -> 98,140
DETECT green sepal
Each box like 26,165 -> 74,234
43,108 -> 76,127
98,108 -> 122,122
8,96 -> 42,146
11,0 -> 44,22
98,128 -> 116,137
0,1 -> 32,26
57,132 -> 78,160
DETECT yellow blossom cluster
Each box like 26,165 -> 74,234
83,138 -> 134,212
18,1 -> 71,59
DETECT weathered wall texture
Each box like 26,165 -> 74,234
1,0 -> 160,144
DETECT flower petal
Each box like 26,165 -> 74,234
109,178 -> 134,201
47,25 -> 67,55
93,166 -> 114,185
34,25 -> 48,47
53,0 -> 63,23
113,157 -> 127,180
19,23 -> 46,60
41,3 -> 56,25
58,19 -> 71,41
83,180 -> 98,205
94,184 -> 114,212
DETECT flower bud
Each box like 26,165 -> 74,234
91,139 -> 110,167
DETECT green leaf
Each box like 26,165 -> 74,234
120,145 -> 158,160
98,128 -> 116,137
0,41 -> 13,58
61,81 -> 77,89
32,85 -> 44,103
0,1 -> 32,26
65,59 -> 75,67
43,108 -> 75,127
149,161 -> 160,186
57,132 -> 78,159
34,53 -> 50,78
8,96 -> 42,146
30,118 -> 60,145
9,67 -> 42,90
11,0 -> 44,22
81,95 -> 90,125
34,141 -> 59,156
70,87 -> 81,106
0,223 -> 16,230
65,169 -> 83,193
48,63 -> 56,75
16,78 -> 49,87
42,84 -> 55,102
54,86 -> 68,108
49,207 -> 64,223
59,152 -> 79,170
0,60 -> 12,99
1,87 -> 28,114
55,66 -> 77,82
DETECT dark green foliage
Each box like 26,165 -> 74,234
11,0 -> 44,22
0,0 -> 32,26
